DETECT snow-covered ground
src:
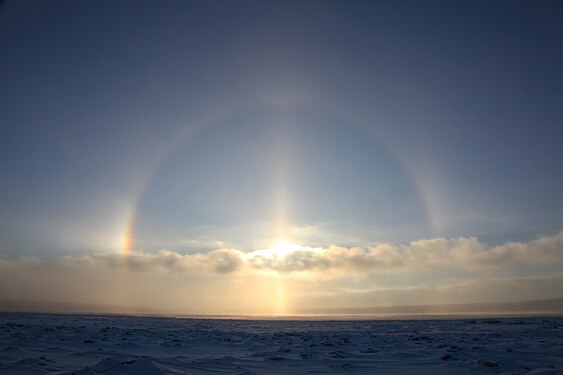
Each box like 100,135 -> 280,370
0,313 -> 561,374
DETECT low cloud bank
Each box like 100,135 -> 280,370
55,248 -> 245,274
1,232 -> 562,314
2,231 -> 562,277
246,231 -> 563,276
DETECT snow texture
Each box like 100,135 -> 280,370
0,313 -> 562,374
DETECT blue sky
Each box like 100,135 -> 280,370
0,0 -> 562,314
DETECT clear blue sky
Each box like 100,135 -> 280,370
0,1 -> 561,313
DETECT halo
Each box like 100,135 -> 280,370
121,102 -> 438,256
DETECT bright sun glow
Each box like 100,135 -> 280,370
250,239 -> 304,261
271,239 -> 293,256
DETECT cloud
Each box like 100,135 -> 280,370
0,232 -> 562,315
329,273 -> 563,296
2,231 -> 562,278
0,256 -> 41,268
53,248 -> 245,275
243,230 -> 563,276
248,248 -> 330,273
287,273 -> 563,309
120,248 -> 245,274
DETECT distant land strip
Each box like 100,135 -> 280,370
297,297 -> 563,315
1,297 -> 563,317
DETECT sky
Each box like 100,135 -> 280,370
0,0 -> 562,315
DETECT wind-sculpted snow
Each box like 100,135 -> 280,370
0,313 -> 562,374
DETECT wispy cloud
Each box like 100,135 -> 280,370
289,273 -> 563,308
325,273 -> 563,296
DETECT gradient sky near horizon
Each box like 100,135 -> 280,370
1,0 -> 562,314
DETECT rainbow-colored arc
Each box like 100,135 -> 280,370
121,102 -> 439,256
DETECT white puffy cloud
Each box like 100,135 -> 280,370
0,231 -> 562,315
242,230 -> 563,276
1,231 -> 562,278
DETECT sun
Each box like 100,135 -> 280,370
250,239 -> 304,262
271,239 -> 294,257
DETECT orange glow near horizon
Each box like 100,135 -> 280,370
121,229 -> 132,255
